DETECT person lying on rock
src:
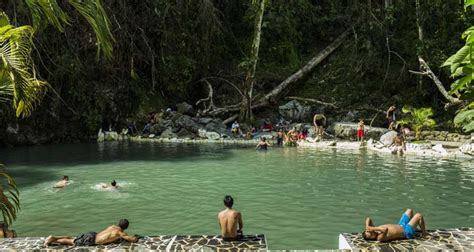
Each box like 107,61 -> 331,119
218,195 -> 243,241
44,219 -> 138,246
363,209 -> 430,242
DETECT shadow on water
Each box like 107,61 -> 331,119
1,141 -> 243,188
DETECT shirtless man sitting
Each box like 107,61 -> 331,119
363,209 -> 430,242
44,219 -> 138,246
217,195 -> 243,241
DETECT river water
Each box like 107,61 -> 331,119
2,142 -> 473,249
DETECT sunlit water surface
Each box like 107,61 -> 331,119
2,142 -> 473,249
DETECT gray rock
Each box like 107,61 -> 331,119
459,140 -> 473,156
197,117 -> 214,125
205,120 -> 227,134
174,115 -> 200,133
177,128 -> 196,139
149,123 -> 167,135
104,131 -> 118,141
160,128 -> 178,139
279,100 -> 311,121
205,131 -> 221,140
177,102 -> 196,116
328,122 -> 390,140
198,129 -> 207,138
380,131 -> 398,146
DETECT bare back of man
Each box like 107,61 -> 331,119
45,220 -> 137,246
218,208 -> 242,239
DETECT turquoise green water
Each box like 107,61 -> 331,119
2,142 -> 473,249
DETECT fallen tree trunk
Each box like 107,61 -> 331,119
196,29 -> 351,117
255,28 -> 351,108
285,96 -> 338,109
409,57 -> 463,108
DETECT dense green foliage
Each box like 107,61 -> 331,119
397,106 -> 436,140
0,1 -> 473,145
441,0 -> 474,132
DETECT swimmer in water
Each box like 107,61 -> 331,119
53,176 -> 69,188
256,137 -> 270,150
102,180 -> 118,189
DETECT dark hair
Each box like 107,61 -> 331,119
111,180 -> 117,186
118,219 -> 129,230
362,230 -> 375,241
63,176 -> 69,180
223,195 -> 234,208
262,137 -> 266,141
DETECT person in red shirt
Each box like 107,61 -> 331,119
262,119 -> 273,132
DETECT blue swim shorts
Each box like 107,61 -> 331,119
398,213 -> 415,239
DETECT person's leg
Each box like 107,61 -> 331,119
44,235 -> 75,246
404,209 -> 414,219
408,213 -> 429,237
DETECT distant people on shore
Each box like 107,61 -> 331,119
391,133 -> 406,155
256,137 -> 270,150
357,120 -> 365,143
45,219 -> 139,246
261,119 -> 273,132
276,129 -> 284,146
386,105 -> 397,130
218,195 -> 243,241
363,209 -> 430,242
231,120 -> 242,137
54,176 -> 69,188
313,114 -> 326,141
142,112 -> 156,135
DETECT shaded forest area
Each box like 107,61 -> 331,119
0,0 -> 472,145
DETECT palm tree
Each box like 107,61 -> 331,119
0,164 -> 20,227
0,0 -> 115,226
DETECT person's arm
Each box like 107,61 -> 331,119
119,231 -> 139,243
313,116 -> 317,127
376,227 -> 389,242
365,217 -> 372,230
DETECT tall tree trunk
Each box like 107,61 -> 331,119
415,0 -> 424,90
240,0 -> 266,122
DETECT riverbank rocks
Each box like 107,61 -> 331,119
380,131 -> 398,146
174,114 -> 200,133
279,100 -> 311,121
177,102 -> 196,116
328,122 -> 390,140
459,139 -> 473,156
419,130 -> 470,142
160,128 -> 178,139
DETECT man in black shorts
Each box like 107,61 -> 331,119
45,219 -> 138,246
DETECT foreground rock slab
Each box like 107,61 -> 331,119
0,234 -> 267,251
339,227 -> 474,251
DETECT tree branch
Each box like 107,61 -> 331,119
285,96 -> 338,109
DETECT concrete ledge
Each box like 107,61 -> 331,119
339,227 -> 474,251
0,234 -> 267,251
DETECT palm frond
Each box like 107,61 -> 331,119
66,0 -> 115,59
0,165 -> 20,227
0,12 -> 49,117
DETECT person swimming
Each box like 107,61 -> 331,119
53,176 -> 69,188
101,180 -> 118,189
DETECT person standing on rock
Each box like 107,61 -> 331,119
386,105 -> 396,130
313,114 -> 326,141
357,119 -> 365,144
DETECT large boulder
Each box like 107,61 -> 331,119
380,130 -> 398,146
177,128 -> 196,139
279,100 -> 311,121
197,117 -> 214,125
104,131 -> 119,141
149,123 -> 167,135
160,128 -> 178,139
459,139 -> 473,156
174,115 -> 200,133
328,122 -> 390,140
205,131 -> 221,140
177,102 -> 196,116
205,119 -> 227,135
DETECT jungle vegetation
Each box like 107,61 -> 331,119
0,0 -> 473,146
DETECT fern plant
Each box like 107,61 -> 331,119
397,106 -> 436,140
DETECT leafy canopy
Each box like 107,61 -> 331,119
397,106 -> 436,140
441,0 -> 474,132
